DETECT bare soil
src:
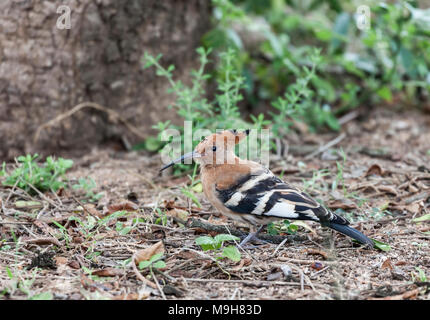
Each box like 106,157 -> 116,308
0,107 -> 429,300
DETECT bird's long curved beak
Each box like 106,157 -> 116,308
160,151 -> 201,172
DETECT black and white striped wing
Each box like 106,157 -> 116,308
216,169 -> 348,225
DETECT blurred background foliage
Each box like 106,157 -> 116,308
204,0 -> 430,127
143,0 -> 430,164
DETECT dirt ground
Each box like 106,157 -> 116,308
0,107 -> 429,300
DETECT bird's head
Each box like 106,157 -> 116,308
160,129 -> 249,171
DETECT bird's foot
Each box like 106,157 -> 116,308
239,228 -> 269,248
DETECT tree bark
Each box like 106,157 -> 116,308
0,0 -> 211,160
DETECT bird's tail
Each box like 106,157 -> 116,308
327,222 -> 374,248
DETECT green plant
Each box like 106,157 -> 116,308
2,154 -> 73,194
2,267 -> 53,300
195,234 -> 241,262
180,163 -> 203,208
142,47 -> 255,173
51,220 -> 71,247
302,168 -> 331,193
72,178 -> 104,202
267,219 -> 301,236
413,267 -> 428,282
154,208 -> 168,226
204,0 -> 430,131
138,252 -> 166,271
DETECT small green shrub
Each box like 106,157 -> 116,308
1,154 -> 73,194
195,234 -> 241,262
138,252 -> 166,270
72,177 -> 104,202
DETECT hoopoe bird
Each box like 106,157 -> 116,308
161,129 -> 374,248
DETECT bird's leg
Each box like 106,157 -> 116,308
239,225 -> 265,247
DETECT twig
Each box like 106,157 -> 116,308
34,102 -> 146,142
151,268 -> 167,300
181,278 -> 325,289
272,238 -> 289,256
131,253 -> 157,289
305,133 -> 346,160
338,110 -> 359,125
230,287 -> 240,300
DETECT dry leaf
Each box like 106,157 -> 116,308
208,215 -> 229,225
366,164 -> 384,176
381,258 -> 393,270
371,288 -> 420,300
134,240 -> 165,265
329,200 -> 357,210
404,203 -> 420,213
377,185 -> 398,196
113,292 -> 149,300
55,257 -> 68,266
107,201 -> 139,215
68,260 -> 80,269
25,237 -> 62,247
165,208 -> 188,221
177,251 -> 198,260
83,204 -> 102,217
306,248 -> 328,259
231,258 -> 251,272
92,267 -> 123,277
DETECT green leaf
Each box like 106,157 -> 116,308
412,214 -> 430,222
144,137 -> 163,152
138,261 -> 151,269
376,86 -> 392,102
149,252 -> 164,262
213,234 -> 240,244
191,183 -> 203,193
152,261 -> 166,269
195,236 -> 216,251
330,12 -> 350,53
222,245 -> 241,262
372,239 -> 391,252
119,226 -> 132,235
181,188 -> 202,208
5,267 -> 13,280
29,292 -> 53,300
15,200 -> 42,208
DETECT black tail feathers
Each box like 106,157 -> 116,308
327,222 -> 374,248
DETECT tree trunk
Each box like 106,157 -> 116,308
0,0 -> 211,160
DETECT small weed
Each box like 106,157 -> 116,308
267,220 -> 298,235
195,234 -> 241,262
302,168 -> 330,193
72,178 -> 104,203
154,208 -> 168,226
180,163 -> 203,208
138,252 -> 166,271
413,267 -> 428,282
2,154 -> 73,194
51,221 -> 71,247
412,214 -> 430,223
371,239 -> 391,252
2,267 -> 53,300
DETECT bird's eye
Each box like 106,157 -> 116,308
212,146 -> 217,152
